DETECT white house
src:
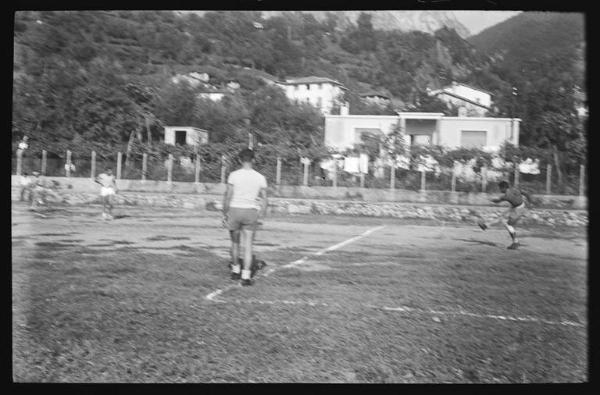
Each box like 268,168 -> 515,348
197,91 -> 227,102
164,126 -> 209,147
324,113 -> 520,152
171,72 -> 210,87
360,92 -> 391,107
277,76 -> 347,115
429,82 -> 493,117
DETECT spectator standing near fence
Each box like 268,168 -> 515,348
18,136 -> 29,152
222,148 -> 268,286
95,168 -> 117,220
19,172 -> 32,202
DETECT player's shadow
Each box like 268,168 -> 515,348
455,238 -> 529,248
454,238 -> 501,248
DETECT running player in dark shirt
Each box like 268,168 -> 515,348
478,181 -> 532,250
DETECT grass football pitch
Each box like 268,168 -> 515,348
12,204 -> 587,382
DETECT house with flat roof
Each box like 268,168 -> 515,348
164,126 -> 209,147
324,113 -> 520,152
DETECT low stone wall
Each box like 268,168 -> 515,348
11,175 -> 587,209
13,187 -> 588,228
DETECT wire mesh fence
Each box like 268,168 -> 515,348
12,149 -> 586,196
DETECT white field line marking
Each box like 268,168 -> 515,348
226,299 -> 585,328
205,225 -> 385,302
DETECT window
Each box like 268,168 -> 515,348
295,85 -> 299,91
306,84 -> 310,90
175,130 -> 187,145
461,130 -> 487,148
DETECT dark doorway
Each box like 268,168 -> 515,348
175,130 -> 187,145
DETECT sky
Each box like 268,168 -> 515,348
452,11 -> 522,35
177,10 -> 523,37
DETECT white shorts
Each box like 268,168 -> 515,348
100,187 -> 116,197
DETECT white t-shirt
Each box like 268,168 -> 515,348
97,173 -> 116,189
227,168 -> 267,210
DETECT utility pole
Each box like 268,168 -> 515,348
511,86 -> 518,141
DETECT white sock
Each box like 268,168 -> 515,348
231,264 -> 241,274
241,270 -> 251,280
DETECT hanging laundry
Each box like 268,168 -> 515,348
359,153 -> 369,174
344,156 -> 360,174
519,158 -> 540,175
395,155 -> 410,170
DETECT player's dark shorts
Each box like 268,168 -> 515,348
227,207 -> 259,231
504,202 -> 526,225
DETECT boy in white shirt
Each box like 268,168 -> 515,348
222,149 -> 268,286
95,168 -> 117,220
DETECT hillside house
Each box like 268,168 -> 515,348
360,92 -> 392,107
197,90 -> 227,102
171,72 -> 210,87
324,113 -> 520,153
164,126 -> 209,147
277,76 -> 347,115
428,82 -> 492,117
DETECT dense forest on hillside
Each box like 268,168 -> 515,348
12,10 -> 586,178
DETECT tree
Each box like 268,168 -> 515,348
153,80 -> 197,126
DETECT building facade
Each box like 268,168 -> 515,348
429,82 -> 493,117
324,113 -> 520,152
277,76 -> 347,115
164,126 -> 209,147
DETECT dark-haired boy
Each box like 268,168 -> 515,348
478,180 -> 532,250
222,148 -> 268,286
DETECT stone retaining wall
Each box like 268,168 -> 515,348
11,175 -> 587,209
13,188 -> 588,228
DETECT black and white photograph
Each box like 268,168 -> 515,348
11,4 -> 588,384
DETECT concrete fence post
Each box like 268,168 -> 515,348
116,152 -> 122,180
579,164 -> 585,197
546,164 -> 551,195
66,150 -> 72,177
513,156 -> 519,187
360,172 -> 365,188
167,153 -> 173,183
41,150 -> 47,175
16,149 -> 23,176
481,166 -> 488,193
276,157 -> 282,186
390,165 -> 395,190
195,155 -> 201,184
142,153 -> 147,182
451,171 -> 456,193
420,170 -> 426,192
220,155 -> 226,184
303,161 -> 309,186
91,151 -> 96,180
332,165 -> 337,188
